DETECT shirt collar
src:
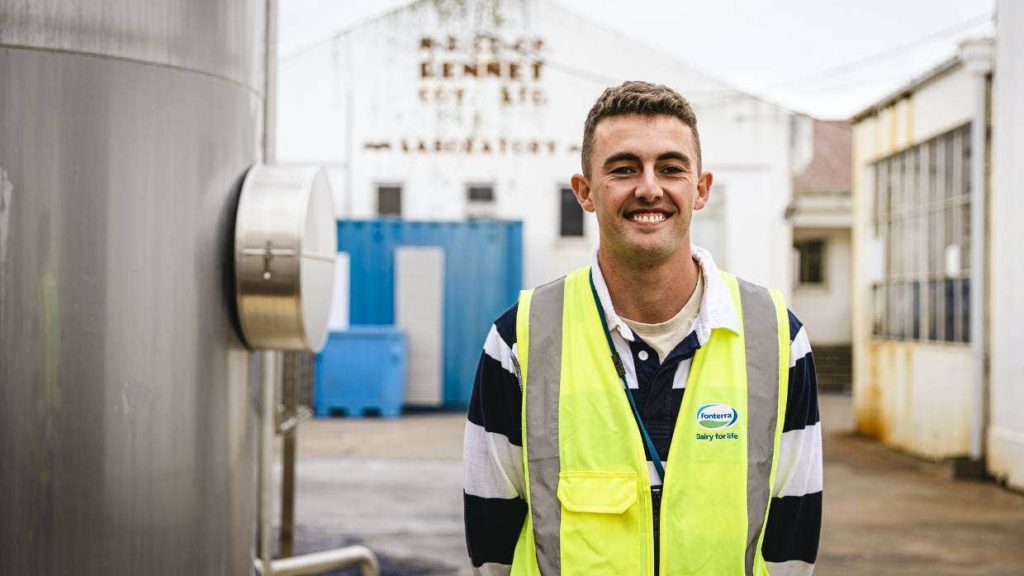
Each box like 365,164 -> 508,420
589,244 -> 740,345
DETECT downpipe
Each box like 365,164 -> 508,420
961,39 -> 994,467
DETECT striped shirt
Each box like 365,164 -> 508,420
464,247 -> 822,575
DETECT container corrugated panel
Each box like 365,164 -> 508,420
314,327 -> 407,418
337,219 -> 523,407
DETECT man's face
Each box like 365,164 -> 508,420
571,113 -> 712,268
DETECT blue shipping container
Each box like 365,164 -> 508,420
337,219 -> 523,407
314,327 -> 407,418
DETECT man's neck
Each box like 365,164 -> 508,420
598,247 -> 701,324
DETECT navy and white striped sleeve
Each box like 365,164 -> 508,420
464,304 -> 527,575
762,311 -> 822,575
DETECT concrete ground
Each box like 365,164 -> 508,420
278,394 -> 1024,575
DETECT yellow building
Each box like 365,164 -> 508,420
851,24 -> 1024,491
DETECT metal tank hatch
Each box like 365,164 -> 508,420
234,165 -> 336,352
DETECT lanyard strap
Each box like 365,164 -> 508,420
588,271 -> 666,483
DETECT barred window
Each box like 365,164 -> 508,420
871,124 -> 971,343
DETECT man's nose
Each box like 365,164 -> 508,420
635,167 -> 662,202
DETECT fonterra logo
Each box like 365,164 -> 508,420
696,403 -> 739,430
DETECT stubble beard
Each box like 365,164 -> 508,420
602,230 -> 689,273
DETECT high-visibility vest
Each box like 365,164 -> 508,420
510,267 -> 790,576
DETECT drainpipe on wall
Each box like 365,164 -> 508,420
960,39 -> 994,470
258,0 -> 280,571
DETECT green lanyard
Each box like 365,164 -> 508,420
588,271 -> 666,483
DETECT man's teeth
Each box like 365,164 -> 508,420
631,212 -> 665,223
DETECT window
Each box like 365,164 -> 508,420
377,185 -> 402,217
467,185 -> 495,202
466,184 -> 496,218
794,239 -> 826,285
559,186 -> 584,237
871,124 -> 971,343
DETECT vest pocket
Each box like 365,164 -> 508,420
557,471 -> 643,576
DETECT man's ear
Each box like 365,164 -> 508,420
571,173 -> 595,213
693,171 -> 713,211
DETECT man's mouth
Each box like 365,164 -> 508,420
627,211 -> 669,223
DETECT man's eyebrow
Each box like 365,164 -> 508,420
657,151 -> 692,166
602,152 -> 640,167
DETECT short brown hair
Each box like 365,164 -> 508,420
580,81 -> 701,176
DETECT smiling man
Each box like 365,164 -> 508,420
464,81 -> 822,576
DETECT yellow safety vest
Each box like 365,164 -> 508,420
511,267 -> 790,576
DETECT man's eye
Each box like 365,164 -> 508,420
662,165 -> 685,174
611,166 -> 636,175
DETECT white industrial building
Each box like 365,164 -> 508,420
850,0 -> 1024,491
277,0 -> 816,292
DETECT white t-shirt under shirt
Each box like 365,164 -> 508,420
620,271 -> 705,363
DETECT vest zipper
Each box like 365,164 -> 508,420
651,485 -> 662,576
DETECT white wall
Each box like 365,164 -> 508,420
989,0 -> 1024,491
911,68 -> 976,144
791,228 -> 851,346
278,0 -> 803,291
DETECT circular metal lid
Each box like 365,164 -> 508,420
234,164 -> 336,351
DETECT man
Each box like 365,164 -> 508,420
464,81 -> 821,575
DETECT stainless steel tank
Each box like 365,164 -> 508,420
0,1 -> 265,572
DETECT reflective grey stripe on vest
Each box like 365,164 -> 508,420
737,279 -> 782,576
525,277 -> 566,575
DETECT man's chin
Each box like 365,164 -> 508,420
611,243 -> 683,268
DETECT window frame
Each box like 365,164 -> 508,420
870,123 -> 971,344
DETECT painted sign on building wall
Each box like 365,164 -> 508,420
418,34 -> 547,107
361,31 -> 572,156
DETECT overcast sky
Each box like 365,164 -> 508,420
279,0 -> 996,119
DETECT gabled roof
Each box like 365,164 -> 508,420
795,120 -> 852,194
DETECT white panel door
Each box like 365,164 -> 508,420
328,252 -> 350,332
395,246 -> 445,407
